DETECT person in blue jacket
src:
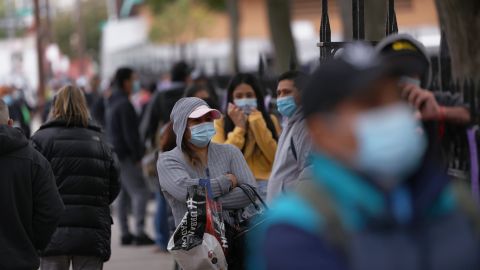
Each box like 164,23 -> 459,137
248,43 -> 480,270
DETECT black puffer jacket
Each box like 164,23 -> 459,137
31,119 -> 120,261
0,125 -> 64,270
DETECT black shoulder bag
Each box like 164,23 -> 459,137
225,184 -> 268,270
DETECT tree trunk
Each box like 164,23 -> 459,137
228,0 -> 240,73
337,0 -> 386,41
75,0 -> 86,75
435,0 -> 480,81
34,0 -> 46,108
266,0 -> 297,73
364,0 -> 386,41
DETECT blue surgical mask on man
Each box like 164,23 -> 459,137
399,76 -> 421,87
189,122 -> 216,147
277,96 -> 297,117
354,103 -> 427,187
234,98 -> 257,114
132,80 -> 141,94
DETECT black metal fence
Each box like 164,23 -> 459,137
316,0 -> 479,191
318,0 -> 397,60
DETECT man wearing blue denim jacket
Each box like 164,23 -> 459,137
248,43 -> 480,270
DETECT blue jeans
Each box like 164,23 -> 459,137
154,192 -> 170,249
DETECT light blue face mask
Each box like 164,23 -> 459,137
2,95 -> 13,106
132,80 -> 141,93
277,96 -> 297,117
354,103 -> 427,187
399,76 -> 421,87
189,122 -> 216,147
234,98 -> 257,114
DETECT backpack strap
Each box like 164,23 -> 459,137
295,179 -> 348,253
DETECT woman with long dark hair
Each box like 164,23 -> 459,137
212,73 -> 281,199
31,85 -> 120,270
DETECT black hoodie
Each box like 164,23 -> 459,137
0,125 -> 64,270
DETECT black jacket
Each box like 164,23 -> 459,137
0,125 -> 64,270
91,96 -> 106,127
31,120 -> 120,261
140,84 -> 185,146
106,89 -> 144,161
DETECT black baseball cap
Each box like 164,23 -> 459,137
375,33 -> 430,88
303,43 -> 408,117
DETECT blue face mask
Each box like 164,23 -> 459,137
189,122 -> 216,147
399,76 -> 421,87
234,98 -> 257,114
354,103 -> 427,186
2,95 -> 13,106
132,80 -> 141,93
277,96 -> 297,117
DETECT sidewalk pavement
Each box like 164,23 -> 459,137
104,203 -> 174,270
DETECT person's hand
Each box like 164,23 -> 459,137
250,108 -> 259,114
402,84 -> 441,121
228,103 -> 246,129
225,173 -> 238,189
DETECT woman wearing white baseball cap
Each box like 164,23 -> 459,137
157,97 -> 257,228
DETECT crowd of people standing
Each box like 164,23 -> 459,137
0,33 -> 479,270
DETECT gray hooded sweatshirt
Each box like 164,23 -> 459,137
267,107 -> 311,202
157,97 -> 256,226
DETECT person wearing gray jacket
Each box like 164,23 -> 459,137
157,97 -> 256,226
267,71 -> 312,202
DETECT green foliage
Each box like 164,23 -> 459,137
203,0 -> 226,10
52,12 -> 73,59
52,0 -> 107,61
146,0 -> 225,13
0,1 -> 9,39
149,0 -> 215,44
145,0 -> 174,13
0,1 -> 28,39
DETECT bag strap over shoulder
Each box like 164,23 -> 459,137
295,180 -> 348,252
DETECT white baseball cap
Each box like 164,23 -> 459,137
188,105 -> 222,119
